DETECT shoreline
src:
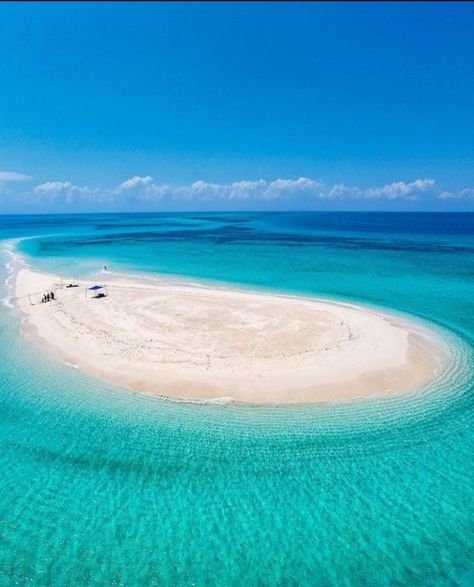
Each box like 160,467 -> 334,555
14,267 -> 450,404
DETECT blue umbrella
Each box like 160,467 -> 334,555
86,284 -> 108,299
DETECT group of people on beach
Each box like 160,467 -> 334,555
41,291 -> 55,303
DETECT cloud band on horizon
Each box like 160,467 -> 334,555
1,172 -> 473,212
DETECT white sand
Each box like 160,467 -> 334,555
14,269 -> 448,404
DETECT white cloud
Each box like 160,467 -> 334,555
34,181 -> 97,204
438,191 -> 455,200
107,176 -> 457,205
5,173 -> 471,212
187,180 -> 222,199
439,187 -> 474,200
0,171 -> 32,182
0,171 -> 33,195
363,179 -> 436,200
34,181 -> 72,195
264,177 -> 324,199
115,176 -> 154,193
112,176 -> 328,203
113,176 -> 173,202
229,180 -> 266,200
326,183 -> 361,199
459,188 -> 474,199
324,180 -> 436,200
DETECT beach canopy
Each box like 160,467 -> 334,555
88,285 -> 103,291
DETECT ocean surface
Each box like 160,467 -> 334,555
0,211 -> 473,586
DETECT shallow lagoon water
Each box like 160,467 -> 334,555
1,212 -> 473,585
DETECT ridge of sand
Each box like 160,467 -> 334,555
14,269 -> 449,404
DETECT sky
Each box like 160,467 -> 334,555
0,1 -> 473,213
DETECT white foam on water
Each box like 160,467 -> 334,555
1,240 -> 33,308
62,360 -> 80,370
1,296 -> 13,309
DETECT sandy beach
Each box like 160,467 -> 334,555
14,269 -> 448,403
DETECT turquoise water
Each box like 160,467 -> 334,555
0,212 -> 473,586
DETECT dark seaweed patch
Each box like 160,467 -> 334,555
36,225 -> 474,255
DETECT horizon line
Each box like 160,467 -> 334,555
1,209 -> 474,218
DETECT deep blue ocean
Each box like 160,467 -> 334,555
0,212 -> 473,586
